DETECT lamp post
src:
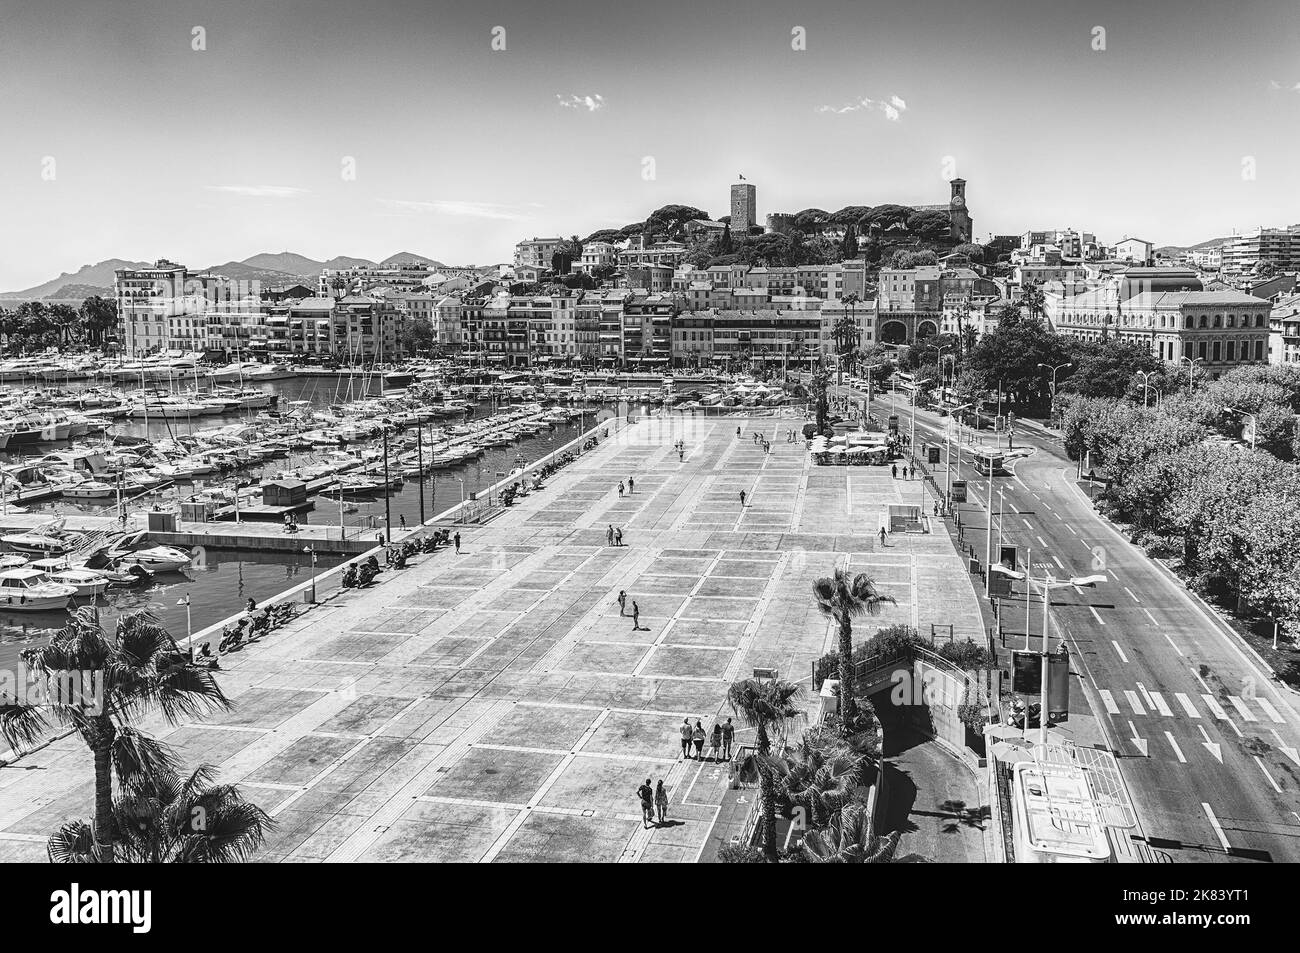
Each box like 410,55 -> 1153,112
1180,355 -> 1203,392
303,545 -> 318,603
1037,361 -> 1071,423
381,423 -> 393,540
1224,406 -> 1258,450
1136,369 -> 1156,408
176,593 -> 193,662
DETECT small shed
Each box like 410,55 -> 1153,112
262,479 -> 307,508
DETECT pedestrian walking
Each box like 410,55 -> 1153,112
879,526 -> 887,547
679,718 -> 693,759
618,481 -> 625,498
709,723 -> 722,761
618,590 -> 627,616
678,449 -> 684,462
721,718 -> 734,760
399,514 -> 407,531
736,427 -> 741,438
654,779 -> 669,824
628,476 -> 635,494
891,464 -> 898,479
607,524 -> 615,546
692,721 -> 706,759
615,527 -> 624,547
739,489 -> 747,507
631,600 -> 640,630
637,778 -> 655,828
453,531 -> 461,554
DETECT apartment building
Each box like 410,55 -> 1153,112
1220,226 -> 1300,275
513,237 -> 565,270
1269,293 -> 1300,366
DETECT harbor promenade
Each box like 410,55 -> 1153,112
0,414 -> 985,863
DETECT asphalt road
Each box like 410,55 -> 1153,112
839,384 -> 1300,864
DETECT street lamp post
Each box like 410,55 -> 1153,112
1224,406 -> 1258,450
1180,355 -> 1203,392
1136,369 -> 1156,408
176,593 -> 193,663
303,545 -> 318,603
1037,362 -> 1072,424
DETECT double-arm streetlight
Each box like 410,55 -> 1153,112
990,563 -> 1106,743
1037,362 -> 1071,420
1180,355 -> 1203,392
1224,406 -> 1257,450
1135,369 -> 1157,408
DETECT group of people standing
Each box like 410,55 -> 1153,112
679,717 -> 734,762
605,524 -> 625,547
617,589 -> 642,630
636,778 -> 671,828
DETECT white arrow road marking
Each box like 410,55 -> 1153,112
1197,725 -> 1223,763
1254,757 -> 1283,794
1149,692 -> 1173,717
1111,641 -> 1129,663
1270,729 -> 1300,766
1256,698 -> 1285,724
1175,693 -> 1201,718
1164,731 -> 1187,763
1125,691 -> 1146,715
1202,803 -> 1231,852
1129,721 -> 1149,757
1099,689 -> 1120,715
1227,695 -> 1258,722
1201,694 -> 1228,720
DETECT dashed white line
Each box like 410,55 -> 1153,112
1036,535 -> 1048,547
1143,608 -> 1159,625
1111,641 -> 1129,663
1175,693 -> 1201,718
1227,695 -> 1258,723
1099,689 -> 1121,714
1089,606 -> 1105,625
1165,732 -> 1187,763
1201,694 -> 1229,720
1254,757 -> 1283,794
1162,633 -> 1181,653
1124,690 -> 1146,715
1149,692 -> 1173,717
1202,803 -> 1231,851
1124,587 -> 1140,603
1256,698 -> 1285,724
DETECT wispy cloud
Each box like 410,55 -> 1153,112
817,94 -> 908,122
1267,80 -> 1300,91
556,93 -> 606,112
378,199 -> 541,221
204,185 -> 309,198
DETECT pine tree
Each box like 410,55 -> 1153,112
841,224 -> 859,260
718,223 -> 733,255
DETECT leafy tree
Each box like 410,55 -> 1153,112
718,223 -> 733,255
860,204 -> 914,231
906,209 -> 952,242
830,206 -> 873,227
841,224 -> 859,260
0,608 -> 230,863
952,243 -> 984,263
811,570 -> 894,729
727,678 -> 803,861
799,804 -> 902,863
888,249 -> 938,269
1062,339 -> 1163,400
645,204 -> 710,241
81,295 -> 119,348
48,763 -> 273,863
792,208 -> 831,233
399,319 -> 435,356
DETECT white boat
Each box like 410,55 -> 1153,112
46,567 -> 112,597
61,480 -> 119,500
0,567 -> 77,611
1,519 -> 84,556
113,545 -> 192,573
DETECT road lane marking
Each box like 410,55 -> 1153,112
1036,535 -> 1048,547
1124,691 -> 1146,715
1089,606 -> 1105,625
1227,695 -> 1258,722
1175,693 -> 1201,718
1201,694 -> 1228,719
1256,698 -> 1285,724
1143,608 -> 1159,625
1124,587 -> 1140,603
1137,682 -> 1155,709
1111,641 -> 1129,663
1022,518 -> 1031,529
1162,633 -> 1181,653
1254,757 -> 1283,794
1128,721 -> 1149,757
1052,555 -> 1065,569
1099,689 -> 1121,714
1192,669 -> 1213,693
1198,725 -> 1223,763
1165,732 -> 1187,763
1202,803 -> 1231,851
1269,729 -> 1300,766
1149,692 -> 1173,717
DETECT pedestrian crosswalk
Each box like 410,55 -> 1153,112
1098,687 -> 1287,725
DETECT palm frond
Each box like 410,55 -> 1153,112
46,820 -> 101,863
0,703 -> 52,755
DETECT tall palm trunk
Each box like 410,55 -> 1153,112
837,616 -> 858,724
93,718 -> 116,863
757,762 -> 779,862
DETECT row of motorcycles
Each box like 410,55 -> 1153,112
341,529 -> 454,585
194,602 -> 299,668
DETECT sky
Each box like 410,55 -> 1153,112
1,0 -> 1299,290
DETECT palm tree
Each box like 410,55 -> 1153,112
800,803 -> 902,863
0,608 -> 230,863
782,726 -> 873,831
728,677 -> 803,862
47,763 -> 274,863
812,569 -> 895,728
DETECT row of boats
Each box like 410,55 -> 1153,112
0,522 -> 191,611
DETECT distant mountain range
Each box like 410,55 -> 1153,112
1155,236 -> 1234,257
1,251 -> 453,300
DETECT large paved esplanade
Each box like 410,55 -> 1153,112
0,415 -> 984,863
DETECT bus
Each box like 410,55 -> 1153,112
973,449 -> 1009,476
